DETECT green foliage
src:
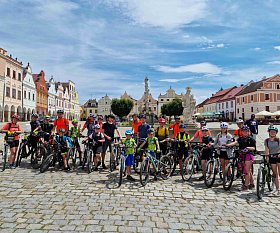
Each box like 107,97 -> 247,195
111,98 -> 134,119
161,98 -> 183,116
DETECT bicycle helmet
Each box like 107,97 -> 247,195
45,115 -> 50,120
179,123 -> 186,129
31,113 -> 38,118
108,114 -> 115,119
98,115 -> 103,120
201,126 -> 208,131
125,130 -> 133,135
159,118 -> 166,123
140,114 -> 146,119
57,109 -> 64,114
200,121 -> 206,126
89,113 -> 96,118
220,122 -> 229,129
59,128 -> 65,133
12,114 -> 20,120
241,125 -> 250,131
132,113 -> 138,117
268,125 -> 278,133
147,128 -> 155,134
72,119 -> 78,124
94,124 -> 100,129
236,119 -> 244,124
174,116 -> 180,120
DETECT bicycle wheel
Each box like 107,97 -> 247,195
204,160 -> 216,188
159,155 -> 172,180
256,165 -> 265,200
267,165 -> 275,192
140,158 -> 150,186
32,145 -> 46,169
40,154 -> 53,173
82,149 -> 87,169
118,156 -> 125,187
181,155 -> 194,182
133,153 -> 141,174
223,162 -> 235,191
0,146 -> 8,171
67,149 -> 75,170
110,149 -> 116,172
166,152 -> 176,176
87,150 -> 93,174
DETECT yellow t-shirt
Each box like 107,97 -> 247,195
157,127 -> 169,138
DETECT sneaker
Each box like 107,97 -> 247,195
198,175 -> 204,181
102,163 -> 107,169
249,184 -> 255,190
97,161 -> 101,167
9,164 -> 16,169
241,185 -> 249,192
93,167 -> 98,171
127,175 -> 136,181
277,190 -> 280,196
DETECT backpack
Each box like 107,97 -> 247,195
265,138 -> 280,148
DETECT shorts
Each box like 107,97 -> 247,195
72,139 -> 81,149
219,150 -> 229,160
30,135 -> 39,148
269,156 -> 280,164
61,147 -> 68,156
8,140 -> 19,149
93,146 -> 103,155
178,147 -> 188,160
201,148 -> 212,160
241,153 -> 255,161
102,140 -> 112,153
125,154 -> 134,166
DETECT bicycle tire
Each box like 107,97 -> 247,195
133,153 -> 141,174
223,162 -> 234,191
159,155 -> 172,180
256,166 -> 265,200
87,150 -> 93,174
66,149 -> 74,170
16,144 -> 23,167
32,145 -> 46,169
118,156 -> 124,187
140,158 -> 150,186
181,155 -> 194,182
1,146 -> 8,171
110,149 -> 116,172
166,152 -> 176,176
267,165 -> 275,192
40,154 -> 53,173
204,160 -> 216,188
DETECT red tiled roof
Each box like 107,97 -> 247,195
212,87 -> 235,97
218,85 -> 245,102
32,74 -> 39,82
204,96 -> 222,105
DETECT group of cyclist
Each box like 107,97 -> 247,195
1,111 -> 280,195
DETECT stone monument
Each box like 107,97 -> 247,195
183,87 -> 196,128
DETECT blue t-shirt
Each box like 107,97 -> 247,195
30,120 -> 40,132
56,135 -> 73,148
138,123 -> 151,139
245,119 -> 258,134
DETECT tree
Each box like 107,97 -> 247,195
111,98 -> 134,120
161,98 -> 183,117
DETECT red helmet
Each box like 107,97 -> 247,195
159,118 -> 166,123
12,114 -> 20,120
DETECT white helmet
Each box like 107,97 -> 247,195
220,122 -> 229,129
201,126 -> 209,131
236,119 -> 244,124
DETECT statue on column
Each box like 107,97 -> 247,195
183,87 -> 196,123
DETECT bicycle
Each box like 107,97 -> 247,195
81,138 -> 95,174
140,149 -> 172,186
256,153 -> 278,200
0,132 -> 15,171
109,137 -> 121,172
181,143 -> 203,182
66,135 -> 83,170
223,148 -> 247,191
165,139 -> 180,176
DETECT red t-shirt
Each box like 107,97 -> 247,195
194,129 -> 212,143
132,120 -> 142,134
234,129 -> 251,137
2,122 -> 22,141
54,118 -> 69,132
169,123 -> 180,138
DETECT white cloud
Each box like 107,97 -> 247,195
155,62 -> 222,74
267,61 -> 280,65
104,0 -> 207,29
159,79 -> 180,83
254,47 -> 261,51
274,46 -> 280,51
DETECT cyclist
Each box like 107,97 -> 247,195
226,125 -> 256,191
155,118 -> 169,155
1,114 -> 22,169
53,110 -> 69,134
122,130 -> 137,181
234,119 -> 250,139
264,125 -> 280,195
215,122 -> 234,175
102,115 -> 121,169
55,128 -> 73,171
176,124 -> 190,171
81,113 -> 98,137
38,115 -> 53,142
68,119 -> 82,165
245,114 -> 258,140
199,126 -> 215,181
89,124 -> 105,171
189,121 -> 212,143
30,113 -> 41,149
137,114 -> 150,144
98,115 -> 103,131
169,116 -> 180,138
138,128 -> 161,157
131,113 -> 142,141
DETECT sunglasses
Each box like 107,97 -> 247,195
202,130 -> 208,132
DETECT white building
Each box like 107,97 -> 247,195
47,76 -> 56,116
22,63 -> 36,121
63,86 -> 70,119
158,87 -> 183,115
55,82 -> 64,113
98,94 -> 111,116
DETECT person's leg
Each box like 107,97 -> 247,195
9,146 -> 16,165
244,160 -> 251,188
102,142 -> 110,168
271,164 -> 279,191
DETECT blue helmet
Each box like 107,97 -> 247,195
179,124 -> 186,129
125,130 -> 133,135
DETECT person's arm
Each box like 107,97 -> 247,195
81,122 -> 87,133
1,124 -> 9,133
16,124 -> 22,134
52,120 -> 57,133
156,139 -> 160,152
116,128 -> 121,138
189,131 -> 198,142
98,134 -> 106,143
226,140 -> 238,147
265,140 -> 269,161
256,121 -> 259,134
138,140 -> 146,150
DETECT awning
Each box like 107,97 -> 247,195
193,113 -> 201,116
273,111 -> 280,116
201,112 -> 215,116
255,110 -> 274,117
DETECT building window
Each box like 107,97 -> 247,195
28,92 -> 31,100
251,95 -> 253,101
6,67 -> 10,76
242,97 -> 245,103
89,110 -> 92,113
265,94 -> 269,100
237,108 -> 239,114
277,94 -> 280,100
18,91 -> 21,100
222,103 -> 224,109
226,102 -> 228,108
237,98 -> 239,104
154,107 -> 156,111
12,88 -> 16,98
18,73 -> 21,81
277,106 -> 280,111
13,70 -> 16,79
6,87 -> 10,97
24,91 -> 26,99
251,107 -> 253,112
219,103 -> 221,109
266,106 -> 270,111
277,84 -> 280,90
33,94 -> 35,101
167,99 -> 169,101
242,108 -> 244,113
231,101 -> 233,108
161,99 -> 164,101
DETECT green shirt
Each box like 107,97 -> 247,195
70,126 -> 79,139
146,137 -> 158,152
122,138 -> 136,155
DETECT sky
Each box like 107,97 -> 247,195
1,0 -> 280,105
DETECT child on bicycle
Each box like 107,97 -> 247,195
69,119 -> 82,165
55,128 -> 73,171
122,130 -> 137,181
199,126 -> 214,181
264,125 -> 280,195
138,129 -> 161,157
176,124 -> 190,171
